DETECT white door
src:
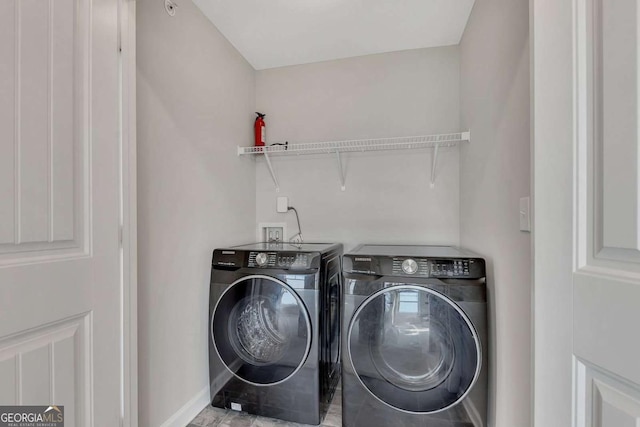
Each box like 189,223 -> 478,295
533,0 -> 640,426
0,0 -> 125,425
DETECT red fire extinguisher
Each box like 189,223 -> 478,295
254,112 -> 266,147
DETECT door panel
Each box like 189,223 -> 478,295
592,0 -> 640,259
574,0 -> 640,421
19,0 -> 51,244
0,0 -> 123,425
0,0 -> 16,245
599,0 -> 640,251
50,0 -> 77,242
576,362 -> 640,427
0,0 -> 88,261
573,274 -> 640,385
0,314 -> 88,420
534,0 -> 640,425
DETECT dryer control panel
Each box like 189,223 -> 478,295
345,256 -> 485,279
429,259 -> 473,278
391,258 -> 475,277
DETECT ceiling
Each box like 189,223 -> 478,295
192,0 -> 476,70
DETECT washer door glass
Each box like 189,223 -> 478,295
212,275 -> 312,385
348,285 -> 480,413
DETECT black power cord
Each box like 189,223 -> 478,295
269,141 -> 289,150
287,206 -> 303,245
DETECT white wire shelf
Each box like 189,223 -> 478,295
237,132 -> 470,156
237,131 -> 470,191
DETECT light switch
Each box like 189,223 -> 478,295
277,196 -> 289,213
520,197 -> 531,232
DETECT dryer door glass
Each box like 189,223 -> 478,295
348,285 -> 480,413
212,275 -> 312,385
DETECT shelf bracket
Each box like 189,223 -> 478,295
263,151 -> 280,192
430,144 -> 440,188
335,150 -> 346,191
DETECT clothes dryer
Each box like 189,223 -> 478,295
209,243 -> 342,425
342,245 -> 488,427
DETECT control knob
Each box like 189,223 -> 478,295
255,253 -> 268,266
402,258 -> 418,275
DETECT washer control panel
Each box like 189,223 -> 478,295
401,259 -> 418,274
249,252 -> 276,267
430,259 -> 472,278
248,252 -> 311,269
392,258 -> 429,276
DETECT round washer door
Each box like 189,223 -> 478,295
348,285 -> 481,413
212,275 -> 312,386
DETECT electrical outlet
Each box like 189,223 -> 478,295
277,197 -> 289,213
264,227 -> 283,242
258,222 -> 287,243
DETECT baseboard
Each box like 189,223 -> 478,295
159,385 -> 210,427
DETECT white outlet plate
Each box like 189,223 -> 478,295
520,197 -> 531,232
277,196 -> 289,213
257,222 -> 287,242
231,402 -> 242,411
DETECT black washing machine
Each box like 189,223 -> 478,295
342,245 -> 488,427
209,242 -> 342,425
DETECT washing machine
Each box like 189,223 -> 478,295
342,245 -> 488,427
209,242 -> 343,425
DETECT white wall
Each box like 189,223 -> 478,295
136,0 -> 256,425
459,1 -> 532,427
255,47 -> 461,250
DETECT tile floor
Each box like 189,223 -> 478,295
188,385 -> 342,427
